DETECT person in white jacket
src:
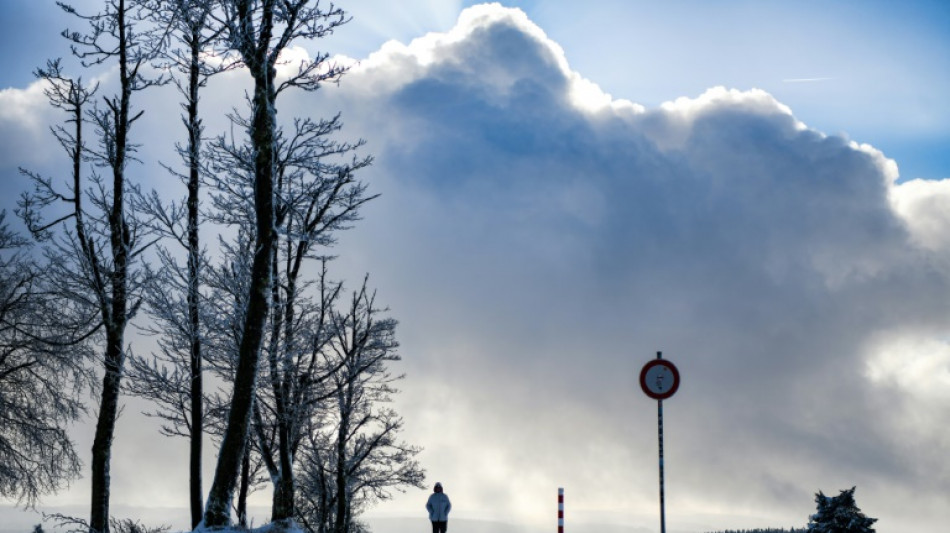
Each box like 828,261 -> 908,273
426,482 -> 452,533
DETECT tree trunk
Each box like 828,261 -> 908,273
271,432 -> 295,521
202,46 -> 277,530
333,410 -> 348,533
91,2 -> 132,531
237,445 -> 250,528
89,333 -> 124,533
186,24 -> 204,530
269,249 -> 296,522
202,234 -> 271,526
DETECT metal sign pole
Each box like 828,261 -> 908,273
658,397 -> 665,533
640,351 -> 679,533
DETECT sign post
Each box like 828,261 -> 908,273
558,487 -> 564,533
639,351 -> 680,533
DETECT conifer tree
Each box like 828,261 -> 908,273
807,487 -> 876,533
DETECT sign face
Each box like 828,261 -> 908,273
640,359 -> 680,400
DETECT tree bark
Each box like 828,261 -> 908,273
237,445 -> 250,528
271,430 -> 295,521
269,245 -> 296,522
334,405 -> 349,533
90,333 -> 124,533
186,23 -> 204,530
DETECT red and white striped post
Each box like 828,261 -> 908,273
557,487 -> 564,533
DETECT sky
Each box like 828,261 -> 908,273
2,1 -> 950,533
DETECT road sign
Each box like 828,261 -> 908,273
639,357 -> 680,400
640,352 -> 680,533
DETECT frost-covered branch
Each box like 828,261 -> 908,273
0,221 -> 89,507
17,2 -> 166,532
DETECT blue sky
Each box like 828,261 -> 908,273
1,2 -> 950,533
2,1 -> 947,177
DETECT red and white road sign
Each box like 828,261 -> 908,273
639,358 -> 680,400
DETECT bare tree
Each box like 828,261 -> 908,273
123,1 -> 237,527
17,1 -> 165,530
204,99 -> 373,522
201,1 -> 353,526
295,277 -> 424,533
0,212 -> 87,507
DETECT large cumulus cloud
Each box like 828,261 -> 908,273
309,5 -> 950,532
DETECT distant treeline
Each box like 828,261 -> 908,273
706,529 -> 807,533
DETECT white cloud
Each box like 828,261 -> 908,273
0,81 -> 62,168
2,4 -> 949,533
345,3 -> 641,117
313,5 -> 950,531
866,334 -> 950,401
890,177 -> 950,253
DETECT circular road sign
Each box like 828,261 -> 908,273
640,359 -> 680,400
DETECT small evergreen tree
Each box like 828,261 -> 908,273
32,524 -> 45,533
715,527 -> 806,533
807,486 -> 876,533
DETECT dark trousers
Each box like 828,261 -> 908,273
431,521 -> 447,533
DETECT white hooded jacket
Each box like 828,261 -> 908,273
426,490 -> 451,522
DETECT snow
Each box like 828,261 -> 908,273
194,519 -> 304,533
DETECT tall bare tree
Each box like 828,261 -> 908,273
204,100 -> 373,522
123,1 -> 235,527
18,1 -> 165,530
201,1 -> 351,527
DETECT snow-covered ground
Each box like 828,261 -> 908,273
0,504 -> 791,533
